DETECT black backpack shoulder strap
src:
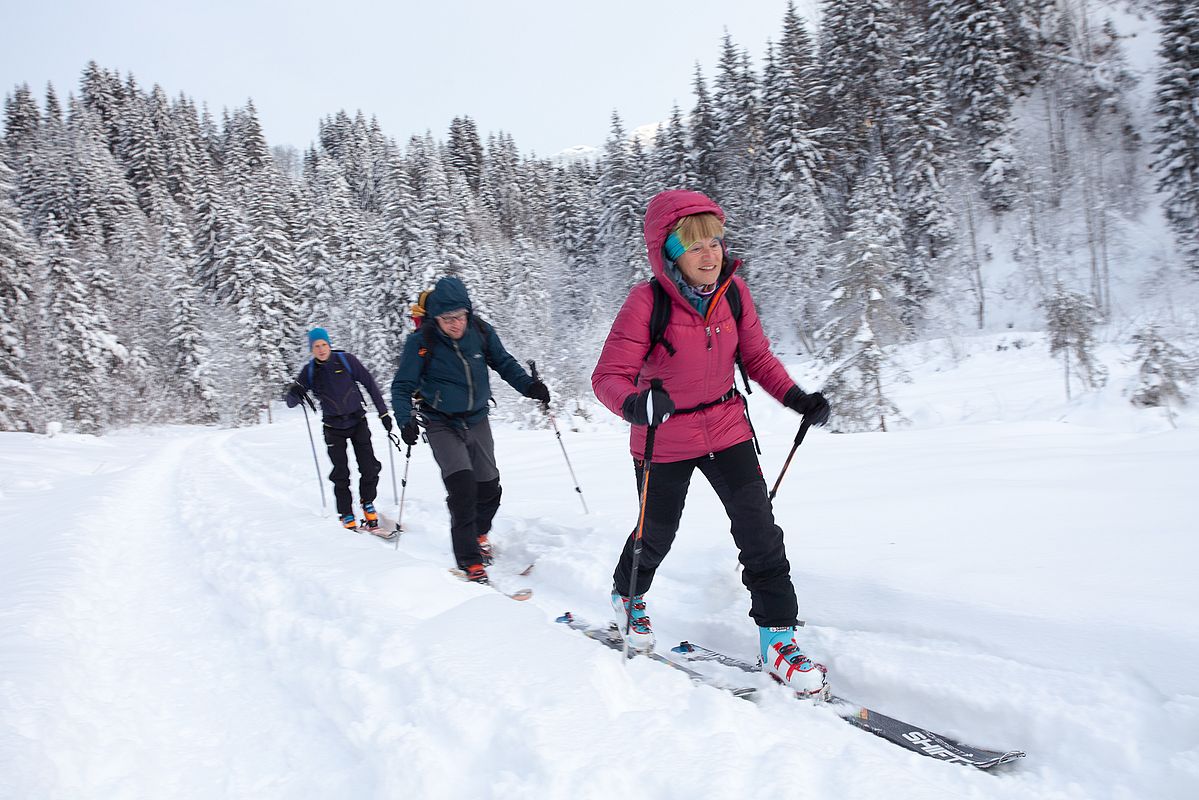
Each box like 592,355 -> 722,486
724,278 -> 752,395
646,278 -> 676,361
471,313 -> 491,338
418,324 -> 438,378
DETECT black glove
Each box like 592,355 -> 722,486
400,418 -> 420,446
284,382 -> 315,411
621,383 -> 674,427
380,412 -> 394,432
784,386 -> 830,427
528,380 -> 550,405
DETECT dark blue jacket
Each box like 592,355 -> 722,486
288,350 -> 388,429
390,276 -> 534,426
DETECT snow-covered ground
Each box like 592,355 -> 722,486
2,335 -> 1198,799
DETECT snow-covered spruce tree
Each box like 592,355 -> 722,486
379,143 -> 426,309
163,230 -> 219,424
357,215 -> 403,372
15,87 -> 74,243
687,65 -> 720,197
67,97 -> 139,254
447,115 -> 485,194
888,42 -> 957,288
712,33 -> 763,230
289,183 -> 335,326
116,74 -> 172,223
240,181 -> 301,419
819,0 -> 905,159
549,161 -> 603,395
757,36 -> 826,350
5,83 -> 41,166
1152,0 -> 1199,274
650,104 -> 694,193
818,150 -> 910,432
928,0 -> 1021,212
477,131 -> 521,240
0,160 -> 43,432
1128,325 -> 1195,425
1041,281 -> 1105,401
418,139 -> 473,281
41,215 -> 128,433
596,111 -> 647,298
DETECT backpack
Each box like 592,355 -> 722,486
645,277 -> 751,395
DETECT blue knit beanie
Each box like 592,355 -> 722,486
307,327 -> 330,347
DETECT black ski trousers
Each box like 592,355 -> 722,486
612,439 -> 799,628
324,416 -> 381,517
444,471 -> 502,569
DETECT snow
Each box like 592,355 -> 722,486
3,336 -> 1198,799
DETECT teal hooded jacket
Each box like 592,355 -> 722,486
390,276 -> 535,426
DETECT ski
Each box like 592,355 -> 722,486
555,612 -> 755,697
448,568 -> 532,601
361,521 -> 398,541
671,641 -> 1025,770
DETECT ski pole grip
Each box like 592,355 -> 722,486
795,417 -> 812,446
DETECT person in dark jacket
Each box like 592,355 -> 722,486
390,277 -> 549,583
286,327 -> 394,531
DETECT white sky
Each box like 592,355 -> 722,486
1,0 -> 821,157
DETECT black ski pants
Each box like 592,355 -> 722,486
444,471 -> 502,569
612,439 -> 799,628
324,416 -> 381,517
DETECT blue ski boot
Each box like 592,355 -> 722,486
759,626 -> 828,698
611,591 -> 655,651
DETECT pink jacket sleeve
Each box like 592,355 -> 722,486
592,283 -> 655,417
731,277 -> 797,404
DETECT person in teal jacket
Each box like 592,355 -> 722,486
390,276 -> 549,582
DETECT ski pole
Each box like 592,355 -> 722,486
527,360 -> 588,514
387,428 -> 398,505
299,393 -> 327,511
388,431 -> 413,544
768,418 -> 812,502
624,378 -> 664,659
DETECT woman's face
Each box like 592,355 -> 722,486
675,237 -> 724,289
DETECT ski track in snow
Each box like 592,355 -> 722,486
3,344 -> 1199,798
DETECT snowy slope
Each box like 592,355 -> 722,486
2,338 -> 1198,799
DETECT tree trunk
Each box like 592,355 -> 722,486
1063,349 -> 1072,402
964,192 -> 986,329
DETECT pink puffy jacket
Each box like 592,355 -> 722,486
592,190 -> 798,462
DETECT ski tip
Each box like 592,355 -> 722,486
555,611 -> 575,624
671,641 -> 695,654
510,589 -> 533,601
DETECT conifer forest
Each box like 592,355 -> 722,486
2,0 -> 1197,434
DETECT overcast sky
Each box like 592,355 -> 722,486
0,0 -> 821,157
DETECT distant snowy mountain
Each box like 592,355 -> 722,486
549,144 -> 599,165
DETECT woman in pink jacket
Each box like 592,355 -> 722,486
592,189 -> 831,696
